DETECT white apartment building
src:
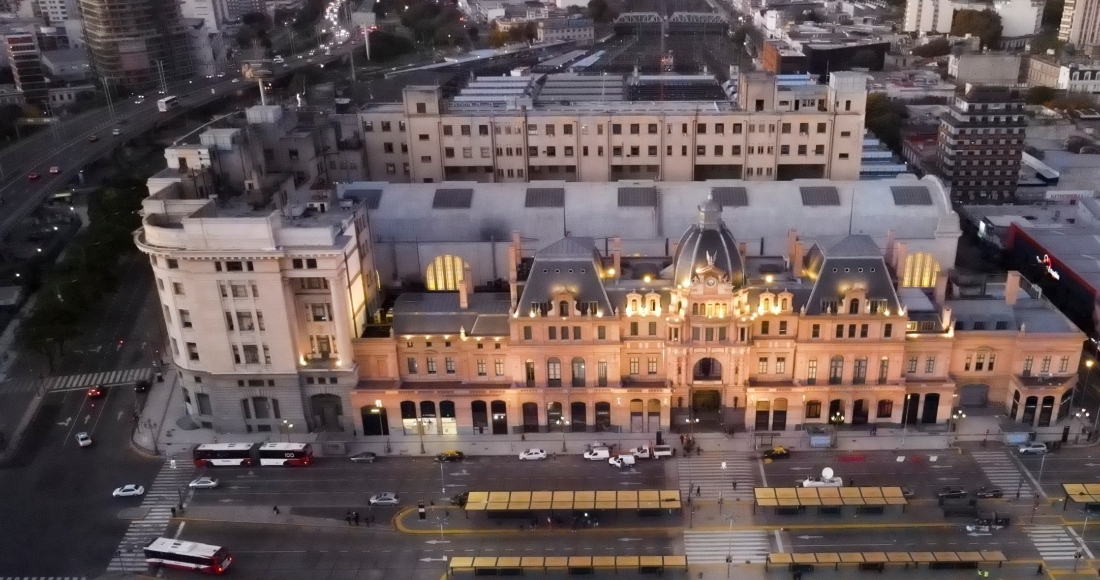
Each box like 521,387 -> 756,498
35,0 -> 75,25
993,0 -> 1044,38
359,71 -> 869,184
904,0 -> 958,32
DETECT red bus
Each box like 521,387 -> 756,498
258,442 -> 314,466
192,443 -> 256,466
144,537 -> 232,574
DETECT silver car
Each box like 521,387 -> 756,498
189,476 -> 220,489
368,492 -> 400,506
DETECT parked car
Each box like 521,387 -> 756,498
974,487 -> 1004,499
189,477 -> 219,489
1019,442 -> 1048,455
938,486 -> 967,499
449,492 -> 469,507
518,448 -> 547,461
75,432 -> 92,447
435,450 -> 465,462
762,446 -> 790,459
368,492 -> 400,506
350,452 -> 378,463
112,484 -> 145,497
583,447 -> 611,460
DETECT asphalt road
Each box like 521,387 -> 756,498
188,454 -> 672,509
0,383 -> 161,575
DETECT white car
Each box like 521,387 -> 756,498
518,448 -> 547,460
189,476 -> 219,489
368,492 -> 400,506
1019,442 -> 1048,454
583,447 -> 610,460
112,484 -> 145,497
75,432 -> 92,447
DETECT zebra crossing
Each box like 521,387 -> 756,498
1026,525 -> 1082,562
970,451 -> 1033,499
0,367 -> 153,395
105,462 -> 195,573
677,450 -> 757,502
683,530 -> 770,564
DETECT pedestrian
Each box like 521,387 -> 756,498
733,481 -> 738,491
696,446 -> 701,456
430,500 -> 435,507
354,512 -> 360,526
365,516 -> 371,527
521,433 -> 526,441
171,506 -> 177,517
346,511 -> 353,525
273,505 -> 280,515
696,486 -> 701,497
848,478 -> 854,487
1036,563 -> 1044,575
679,434 -> 685,445
370,515 -> 376,524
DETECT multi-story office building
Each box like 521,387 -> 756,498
903,0 -> 959,33
78,0 -> 194,90
138,165 -> 1085,437
6,30 -> 46,103
936,85 -> 1026,204
36,0 -> 76,24
359,71 -> 869,184
225,0 -> 264,20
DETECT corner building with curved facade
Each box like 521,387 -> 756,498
138,175 -> 1086,440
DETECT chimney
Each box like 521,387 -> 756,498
511,230 -> 522,268
941,306 -> 953,333
893,241 -> 908,278
884,229 -> 896,265
509,236 -> 519,310
458,266 -> 471,309
793,241 -> 805,278
934,272 -> 948,305
612,236 -> 622,278
1005,270 -> 1021,305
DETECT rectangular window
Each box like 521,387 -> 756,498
1041,356 -> 1051,373
172,282 -> 184,295
476,359 -> 486,376
807,359 -> 818,382
884,323 -> 892,338
407,357 -> 418,374
549,326 -> 557,340
237,311 -> 254,330
848,324 -> 856,338
907,357 -> 918,373
426,357 -> 437,374
629,357 -> 639,375
1059,356 -> 1069,373
630,321 -> 638,336
445,357 -> 456,374
779,321 -> 787,335
988,354 -> 996,372
811,324 -> 820,338
860,324 -> 868,338
495,359 -> 504,376
877,400 -> 893,418
835,324 -> 844,338
179,309 -> 192,328
925,357 -> 935,373
965,355 -> 972,372
186,342 -> 199,361
758,357 -> 768,374
805,400 -> 821,419
761,321 -> 769,335
243,344 -> 259,364
1023,356 -> 1033,374
817,122 -> 827,134
648,321 -> 657,336
560,326 -> 569,340
975,353 -> 985,371
573,326 -> 581,340
648,357 -> 658,375
597,325 -> 606,340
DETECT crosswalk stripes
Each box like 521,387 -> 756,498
677,451 -> 756,501
105,462 -> 195,573
1027,525 -> 1081,561
0,367 -> 153,395
970,451 -> 1033,498
683,530 -> 770,564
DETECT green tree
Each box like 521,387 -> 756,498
865,93 -> 909,154
911,38 -> 951,57
1025,86 -> 1057,105
950,9 -> 1002,50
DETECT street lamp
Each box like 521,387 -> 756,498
557,418 -> 570,452
282,419 -> 294,442
417,418 -> 428,455
686,417 -> 700,435
1079,359 -> 1094,410
830,412 -> 845,427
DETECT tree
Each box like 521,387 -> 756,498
911,38 -> 951,57
241,11 -> 272,29
950,9 -> 1002,50
1025,86 -> 1057,105
864,93 -> 909,154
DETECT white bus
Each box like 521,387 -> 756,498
157,96 -> 180,112
258,442 -> 314,466
192,442 -> 257,466
144,537 -> 232,574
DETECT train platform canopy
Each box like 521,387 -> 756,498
464,490 -> 682,511
754,487 -> 909,507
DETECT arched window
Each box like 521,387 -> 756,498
781,298 -> 788,311
631,298 -> 639,310
692,303 -> 699,315
571,357 -> 585,387
559,300 -> 569,317
649,298 -> 657,311
829,356 -> 844,385
547,357 -> 562,387
902,252 -> 941,288
425,255 -> 467,291
848,298 -> 860,314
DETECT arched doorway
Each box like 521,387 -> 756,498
522,402 -> 539,433
1038,395 -> 1055,427
310,394 -> 344,431
1058,390 -> 1072,422
852,399 -> 868,426
595,401 -> 611,431
754,400 -> 770,431
571,402 -> 587,431
630,399 -> 644,432
693,358 -> 722,381
902,394 -> 920,425
419,401 -> 437,435
959,384 -> 989,407
548,402 -> 564,430
829,399 -> 845,424
921,393 -> 940,424
490,400 -> 508,434
360,404 -> 389,436
692,389 -> 722,430
647,399 -> 661,432
1021,396 -> 1038,426
400,400 -> 418,434
471,400 -> 489,434
440,400 -> 457,435
772,398 -> 788,431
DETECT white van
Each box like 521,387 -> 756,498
651,445 -> 673,458
583,447 -> 610,460
609,455 -> 635,468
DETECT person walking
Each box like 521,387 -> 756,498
346,511 -> 353,525
354,512 -> 360,526
273,506 -> 280,515
696,486 -> 701,497
732,481 -> 738,491
848,478 -> 854,487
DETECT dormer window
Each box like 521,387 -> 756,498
763,297 -> 771,311
649,299 -> 657,311
559,300 -> 569,317
781,298 -> 789,311
848,298 -> 860,315
631,299 -> 639,311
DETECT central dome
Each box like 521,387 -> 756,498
671,196 -> 744,287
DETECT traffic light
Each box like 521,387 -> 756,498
418,501 -> 426,520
